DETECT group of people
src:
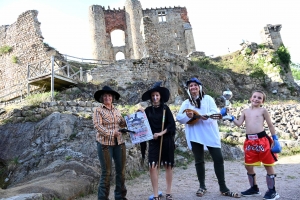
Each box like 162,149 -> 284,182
93,77 -> 280,200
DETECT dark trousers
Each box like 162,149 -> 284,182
191,141 -> 229,193
97,142 -> 127,200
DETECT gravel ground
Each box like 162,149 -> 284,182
78,154 -> 300,200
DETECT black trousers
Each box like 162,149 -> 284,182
191,141 -> 229,193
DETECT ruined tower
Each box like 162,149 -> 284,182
260,24 -> 283,50
89,0 -> 196,61
89,6 -> 108,61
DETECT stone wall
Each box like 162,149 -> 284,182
85,51 -> 189,102
0,10 -> 57,101
223,104 -> 300,141
3,100 -> 300,144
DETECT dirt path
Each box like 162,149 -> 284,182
78,154 -> 300,200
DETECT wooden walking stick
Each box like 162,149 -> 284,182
157,106 -> 166,175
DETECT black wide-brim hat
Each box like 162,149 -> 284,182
142,82 -> 170,103
94,86 -> 120,103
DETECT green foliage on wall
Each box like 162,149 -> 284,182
276,45 -> 291,65
291,63 -> 300,80
258,44 -> 266,49
245,47 -> 252,55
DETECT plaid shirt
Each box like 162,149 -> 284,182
93,103 -> 126,145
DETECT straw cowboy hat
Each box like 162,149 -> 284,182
94,86 -> 120,103
142,82 -> 170,103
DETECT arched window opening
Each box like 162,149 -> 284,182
111,29 -> 125,47
116,52 -> 125,60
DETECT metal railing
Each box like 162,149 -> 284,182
63,54 -> 111,66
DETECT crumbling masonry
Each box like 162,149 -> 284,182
89,0 -> 196,61
260,24 -> 283,50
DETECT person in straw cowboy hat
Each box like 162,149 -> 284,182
176,77 -> 240,198
139,82 -> 176,200
93,85 -> 128,200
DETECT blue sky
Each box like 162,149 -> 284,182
0,0 -> 299,63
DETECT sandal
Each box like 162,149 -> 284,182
153,197 -> 160,200
221,191 -> 240,198
196,188 -> 207,197
166,194 -> 173,200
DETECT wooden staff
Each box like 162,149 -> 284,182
158,106 -> 166,175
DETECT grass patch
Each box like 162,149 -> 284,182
190,56 -> 224,72
77,112 -> 92,119
286,175 -> 296,179
221,139 -> 240,146
65,156 -> 72,161
291,67 -> 300,80
0,45 -> 12,55
11,55 -> 18,64
117,105 -> 139,116
279,146 -> 300,157
169,104 -> 180,112
25,91 -> 58,107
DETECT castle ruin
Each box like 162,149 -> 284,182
260,24 -> 283,50
89,0 -> 196,61
0,10 -> 52,101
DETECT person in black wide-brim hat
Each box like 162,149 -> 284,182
94,85 -> 120,103
140,82 -> 176,200
141,82 -> 170,103
93,85 -> 128,200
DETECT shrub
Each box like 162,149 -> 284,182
0,45 -> 12,56
276,45 -> 291,65
291,67 -> 300,80
245,48 -> 252,55
11,55 -> 18,64
190,56 -> 223,71
65,156 -> 72,161
258,44 -> 266,49
25,91 -> 57,107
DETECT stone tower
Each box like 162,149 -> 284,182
260,24 -> 283,50
125,0 -> 144,59
89,5 -> 108,60
89,0 -> 196,61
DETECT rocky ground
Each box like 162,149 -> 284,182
78,154 -> 300,200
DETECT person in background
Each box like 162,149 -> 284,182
223,90 -> 280,200
176,77 -> 240,198
93,85 -> 128,200
140,82 -> 176,200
